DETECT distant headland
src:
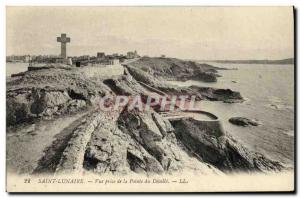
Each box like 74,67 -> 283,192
199,58 -> 294,65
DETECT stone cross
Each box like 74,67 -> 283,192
57,33 -> 70,59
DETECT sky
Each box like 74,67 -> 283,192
6,7 -> 294,60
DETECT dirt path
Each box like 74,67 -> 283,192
6,111 -> 89,174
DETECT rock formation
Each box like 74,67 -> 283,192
128,57 -> 224,82
125,65 -> 243,103
229,117 -> 261,127
171,118 -> 282,172
6,58 -> 285,176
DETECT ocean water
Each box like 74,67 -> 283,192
168,63 -> 294,167
6,62 -> 29,77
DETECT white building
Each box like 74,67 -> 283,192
108,59 -> 120,65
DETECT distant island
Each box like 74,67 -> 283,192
199,58 -> 294,65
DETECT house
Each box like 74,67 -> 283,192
97,52 -> 105,60
126,50 -> 139,59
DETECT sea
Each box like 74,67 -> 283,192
168,63 -> 294,167
6,62 -> 29,77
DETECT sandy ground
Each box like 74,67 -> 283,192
6,111 -> 89,174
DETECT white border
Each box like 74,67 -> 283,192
0,0 -> 298,197
1,0 -> 300,6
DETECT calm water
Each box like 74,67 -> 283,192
6,62 -> 29,77
168,63 -> 294,167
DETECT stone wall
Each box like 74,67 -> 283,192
80,65 -> 124,78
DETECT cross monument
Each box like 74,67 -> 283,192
57,33 -> 70,59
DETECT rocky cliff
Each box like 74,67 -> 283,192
6,60 -> 284,175
128,57 -> 223,82
125,65 -> 243,103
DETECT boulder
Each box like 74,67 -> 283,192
229,117 -> 261,127
190,86 -> 244,103
7,98 -> 30,125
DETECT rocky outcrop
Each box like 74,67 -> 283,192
31,107 -> 284,175
56,112 -> 105,173
6,87 -> 87,125
27,64 -> 73,72
103,72 -> 148,96
229,117 -> 261,127
7,97 -> 30,126
6,68 -> 112,126
83,110 -> 167,175
171,118 -> 283,172
117,107 -> 182,173
189,86 -> 244,103
125,65 -> 243,103
7,62 -> 285,176
74,107 -> 220,175
125,65 -> 166,87
128,57 -> 223,82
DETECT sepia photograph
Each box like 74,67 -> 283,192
5,6 -> 295,192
